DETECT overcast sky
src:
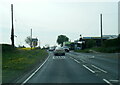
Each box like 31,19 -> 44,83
0,0 -> 119,47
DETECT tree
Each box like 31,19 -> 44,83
57,35 -> 69,46
25,36 -> 32,48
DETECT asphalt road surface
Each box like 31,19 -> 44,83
24,51 -> 119,84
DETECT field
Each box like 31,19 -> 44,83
2,44 -> 48,83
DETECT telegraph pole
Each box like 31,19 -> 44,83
100,14 -> 103,46
39,39 -> 40,49
11,4 -> 14,47
31,29 -> 32,50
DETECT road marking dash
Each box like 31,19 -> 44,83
74,59 -> 80,63
103,79 -> 113,85
109,80 -> 120,83
79,59 -> 86,63
70,57 -> 74,60
83,65 -> 95,73
91,65 -> 107,73
53,56 -> 55,59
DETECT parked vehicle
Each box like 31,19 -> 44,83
54,47 -> 65,56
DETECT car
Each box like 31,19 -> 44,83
54,47 -> 65,56
62,46 -> 70,52
49,47 -> 55,51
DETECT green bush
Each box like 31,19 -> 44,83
2,44 -> 16,52
103,38 -> 120,47
86,40 -> 96,48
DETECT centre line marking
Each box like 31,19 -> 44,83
109,80 -> 120,83
91,65 -> 107,73
70,57 -> 74,60
83,65 -> 95,73
74,59 -> 80,63
79,59 -> 86,63
53,56 -> 55,59
103,79 -> 113,85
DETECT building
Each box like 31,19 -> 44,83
83,37 -> 108,47
82,35 -> 118,47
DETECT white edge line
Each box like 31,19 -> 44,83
21,55 -> 50,85
91,65 -> 107,73
83,65 -> 95,73
103,79 -> 113,85
74,59 -> 80,63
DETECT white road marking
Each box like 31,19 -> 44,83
103,79 -> 113,85
53,56 -> 66,59
62,56 -> 65,59
21,55 -> 50,85
70,57 -> 74,60
74,59 -> 80,63
109,80 -> 120,83
53,56 -> 55,59
91,65 -> 107,73
83,65 -> 95,73
79,59 -> 86,63
89,56 -> 95,59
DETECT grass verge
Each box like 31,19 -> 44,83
2,44 -> 48,83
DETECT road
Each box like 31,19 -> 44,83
23,51 -> 119,84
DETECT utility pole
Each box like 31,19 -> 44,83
100,14 -> 103,46
11,4 -> 14,47
39,39 -> 40,49
31,29 -> 32,50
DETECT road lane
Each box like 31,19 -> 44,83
67,51 -> 119,83
27,52 -> 105,83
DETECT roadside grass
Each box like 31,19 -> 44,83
2,44 -> 48,83
18,47 -> 34,50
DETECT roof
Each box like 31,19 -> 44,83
83,37 -> 109,40
103,35 -> 118,39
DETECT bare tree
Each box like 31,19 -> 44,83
25,36 -> 32,48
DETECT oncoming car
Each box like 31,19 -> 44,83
62,46 -> 69,52
49,47 -> 55,51
54,47 -> 65,56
